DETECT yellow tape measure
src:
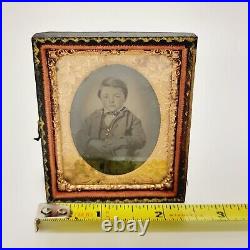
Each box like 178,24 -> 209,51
36,203 -> 247,227
69,203 -> 247,222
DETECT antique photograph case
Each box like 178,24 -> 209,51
32,32 -> 197,202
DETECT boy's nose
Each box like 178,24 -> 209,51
109,97 -> 115,103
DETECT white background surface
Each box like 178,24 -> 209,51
3,2 -> 248,248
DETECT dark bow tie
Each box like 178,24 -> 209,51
104,107 -> 126,117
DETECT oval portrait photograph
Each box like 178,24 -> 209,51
70,64 -> 161,175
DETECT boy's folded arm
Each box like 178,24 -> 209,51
75,118 -> 92,155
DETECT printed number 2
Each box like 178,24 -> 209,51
155,211 -> 163,218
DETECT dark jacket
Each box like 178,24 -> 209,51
74,107 -> 146,175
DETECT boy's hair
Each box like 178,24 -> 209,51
98,77 -> 128,99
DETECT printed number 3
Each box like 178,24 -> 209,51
216,211 -> 226,218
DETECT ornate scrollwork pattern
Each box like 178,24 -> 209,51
42,48 -> 182,192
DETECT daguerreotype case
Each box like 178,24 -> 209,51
32,32 -> 197,203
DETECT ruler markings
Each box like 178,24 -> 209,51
40,203 -> 247,222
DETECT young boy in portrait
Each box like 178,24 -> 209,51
75,77 -> 146,175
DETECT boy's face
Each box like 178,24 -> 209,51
99,86 -> 126,112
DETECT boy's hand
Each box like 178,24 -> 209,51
88,139 -> 110,153
105,137 -> 127,151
